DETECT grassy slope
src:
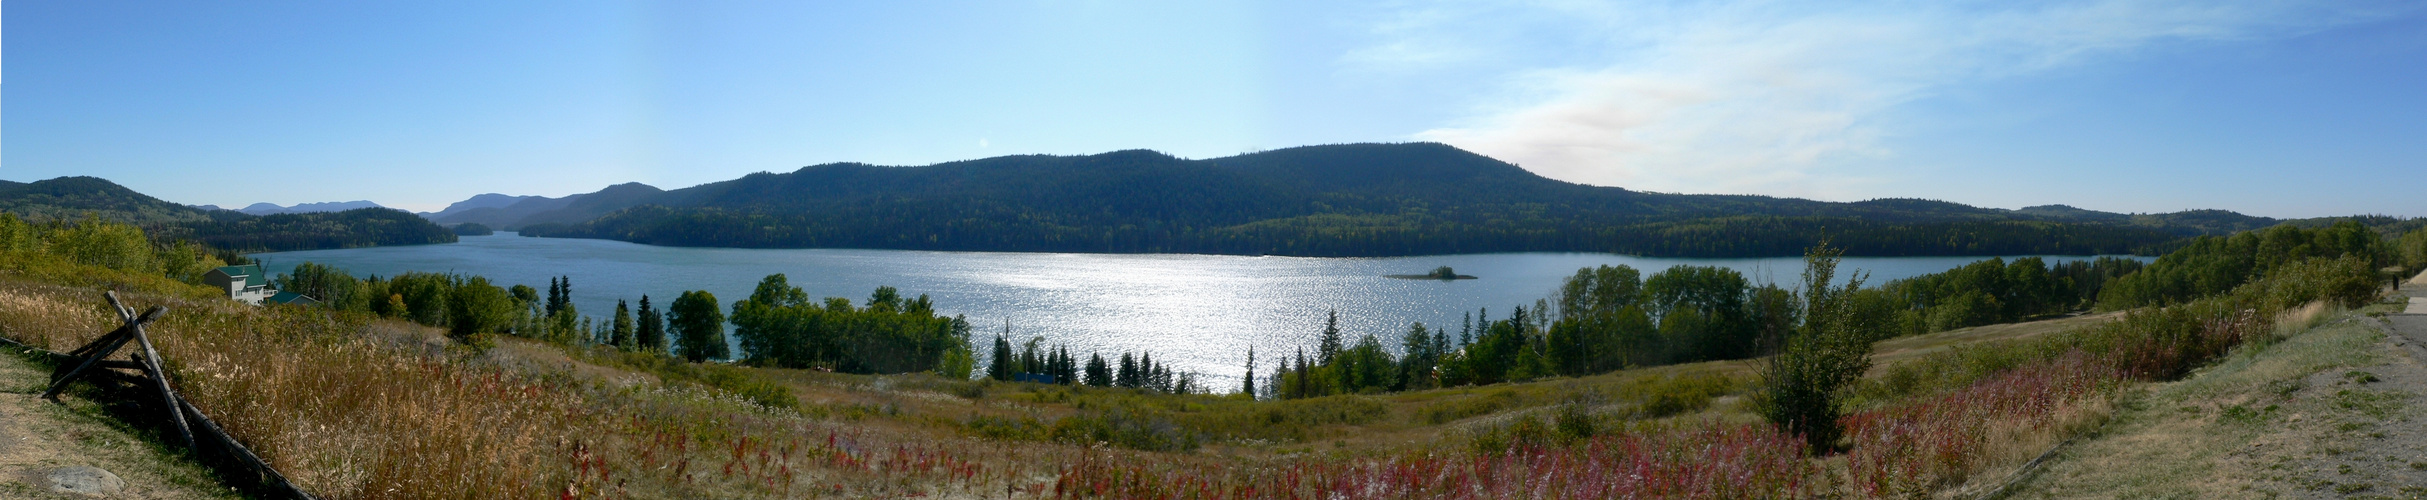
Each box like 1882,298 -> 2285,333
2004,289 -> 2423,498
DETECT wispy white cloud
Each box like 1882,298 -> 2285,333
1387,0 -> 2406,197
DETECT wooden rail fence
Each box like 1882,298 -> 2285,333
4,291 -> 316,499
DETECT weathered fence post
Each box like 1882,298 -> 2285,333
108,292 -> 196,452
42,293 -> 160,400
45,292 -> 195,451
27,291 -> 318,499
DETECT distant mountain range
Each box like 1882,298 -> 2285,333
0,177 -> 454,252
193,200 -> 389,216
9,143 -> 2381,258
412,142 -> 2340,257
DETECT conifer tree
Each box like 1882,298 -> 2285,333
1049,346 -> 1075,384
1085,353 -> 1111,387
1318,309 -> 1343,366
1269,356 -> 1290,400
1139,352 -> 1155,388
611,300 -> 635,350
988,333 -> 1014,381
1293,348 -> 1311,398
1459,311 -> 1473,347
545,277 -> 561,316
1417,325 -> 1436,364
1118,353 -> 1138,387
636,295 -> 665,351
1241,347 -> 1256,396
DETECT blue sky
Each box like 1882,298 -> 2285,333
5,1 -> 2423,218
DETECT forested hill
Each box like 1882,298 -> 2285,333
0,176 -> 455,252
496,142 -> 2237,257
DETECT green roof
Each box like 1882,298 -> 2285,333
266,291 -> 319,306
213,264 -> 268,288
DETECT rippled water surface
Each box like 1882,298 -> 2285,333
257,234 -> 2143,385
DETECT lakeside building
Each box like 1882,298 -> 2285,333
201,264 -> 320,306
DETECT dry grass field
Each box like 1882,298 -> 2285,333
0,247 -> 2387,498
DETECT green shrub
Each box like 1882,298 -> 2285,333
964,415 -> 1046,441
1421,389 -> 1523,424
1628,374 -> 1735,418
1757,243 -> 1878,454
1051,409 -> 1198,452
699,365 -> 797,409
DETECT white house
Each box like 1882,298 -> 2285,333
202,264 -> 276,305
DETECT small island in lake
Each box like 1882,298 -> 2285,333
1386,266 -> 1477,280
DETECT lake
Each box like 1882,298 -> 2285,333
254,234 -> 2145,388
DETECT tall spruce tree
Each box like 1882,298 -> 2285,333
1459,311 -> 1473,347
544,277 -> 561,316
1084,353 -> 1111,387
988,333 -> 1014,381
1317,309 -> 1343,366
1293,348 -> 1311,398
636,295 -> 665,351
1139,352 -> 1155,388
1056,346 -> 1079,385
1242,347 -> 1256,396
611,299 -> 635,350
1118,353 -> 1137,387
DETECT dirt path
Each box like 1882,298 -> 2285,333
0,349 -> 236,499
2238,307 -> 2427,498
2316,280 -> 2427,497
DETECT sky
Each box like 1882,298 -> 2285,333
5,0 -> 2424,218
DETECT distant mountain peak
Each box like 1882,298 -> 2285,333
423,193 -> 543,218
598,182 -> 663,193
1091,149 -> 1179,161
237,200 -> 386,216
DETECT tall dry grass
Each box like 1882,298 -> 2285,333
0,269 -> 1023,498
1053,423 -> 1814,499
1842,351 -> 2119,498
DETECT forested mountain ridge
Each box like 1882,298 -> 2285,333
0,175 -> 219,225
492,142 -> 2278,257
423,183 -> 666,229
421,193 -> 545,220
0,176 -> 455,252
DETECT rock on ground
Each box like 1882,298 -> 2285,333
45,465 -> 126,496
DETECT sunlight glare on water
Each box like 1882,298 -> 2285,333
255,234 -> 2147,390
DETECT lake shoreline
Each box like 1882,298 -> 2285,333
494,232 -> 2163,260
251,233 -> 2153,385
